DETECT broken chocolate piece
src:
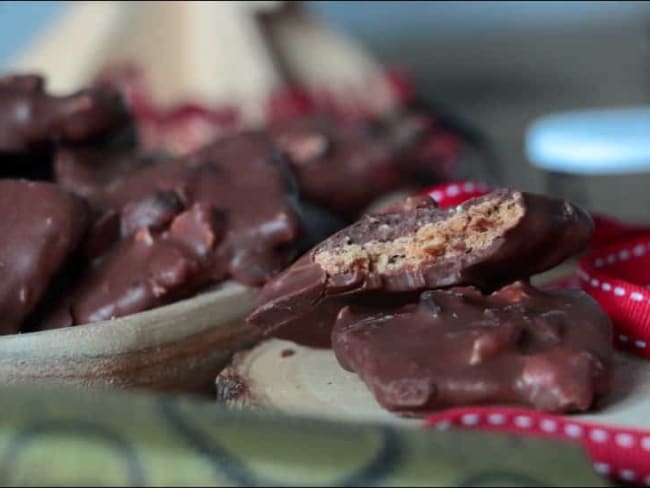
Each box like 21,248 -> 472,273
332,282 -> 613,413
0,74 -> 131,153
248,190 -> 593,339
0,180 -> 88,333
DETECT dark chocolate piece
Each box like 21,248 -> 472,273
0,180 -> 88,333
82,210 -> 121,261
380,107 -> 457,183
0,74 -> 45,93
332,282 -> 613,413
54,147 -> 167,206
270,115 -> 409,219
43,132 -> 304,326
270,290 -> 419,348
86,131 -> 303,286
267,109 -> 459,220
61,203 -> 222,324
120,190 -> 185,238
248,190 -> 593,338
0,74 -> 131,153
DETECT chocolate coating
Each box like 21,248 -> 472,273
267,109 -> 460,220
248,190 -> 593,339
43,131 -> 305,326
379,106 -> 458,183
0,180 -> 88,333
54,148 -> 166,206
57,203 -> 223,324
270,115 -> 409,219
332,282 -> 613,413
0,74 -> 131,153
120,190 -> 184,238
90,131 -> 303,286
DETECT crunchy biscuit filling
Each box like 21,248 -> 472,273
314,196 -> 524,275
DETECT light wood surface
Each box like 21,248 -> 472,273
216,337 -> 650,430
216,338 -> 416,426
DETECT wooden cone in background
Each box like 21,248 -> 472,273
9,1 -> 397,124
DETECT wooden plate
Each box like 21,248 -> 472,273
215,337 -> 650,429
0,282 -> 259,394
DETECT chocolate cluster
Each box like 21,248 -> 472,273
248,189 -> 614,414
0,73 -> 458,333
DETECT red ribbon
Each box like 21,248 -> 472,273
94,64 -> 421,155
425,407 -> 650,486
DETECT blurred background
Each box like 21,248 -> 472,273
2,1 -> 650,219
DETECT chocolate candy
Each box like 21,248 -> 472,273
267,108 -> 460,221
332,282 -> 613,413
92,131 -> 302,286
248,190 -> 593,338
270,115 -> 409,219
0,180 -> 88,333
0,74 -> 131,153
120,190 -> 185,238
44,131 -> 305,327
374,106 -> 458,183
54,148 -> 166,206
51,203 -> 222,325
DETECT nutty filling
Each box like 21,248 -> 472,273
314,196 -> 524,275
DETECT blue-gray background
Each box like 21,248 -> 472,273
2,1 -> 650,219
1,1 -> 649,64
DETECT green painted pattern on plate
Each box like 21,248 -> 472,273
0,385 -> 605,486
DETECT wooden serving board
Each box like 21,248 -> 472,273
217,338 -> 414,426
215,338 -> 650,431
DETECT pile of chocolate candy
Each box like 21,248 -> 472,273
248,190 -> 614,414
0,73 -> 462,335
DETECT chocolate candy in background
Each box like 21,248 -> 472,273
267,107 -> 477,221
269,115 -> 412,220
78,190 -> 187,263
89,131 -> 304,286
0,73 -> 136,182
0,180 -> 88,334
391,98 -> 504,186
41,131 -> 306,327
248,189 -> 594,341
54,148 -> 169,206
292,200 -> 347,255
0,74 -> 132,153
120,190 -> 185,238
369,106 -> 455,184
45,203 -> 222,326
332,282 -> 613,414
